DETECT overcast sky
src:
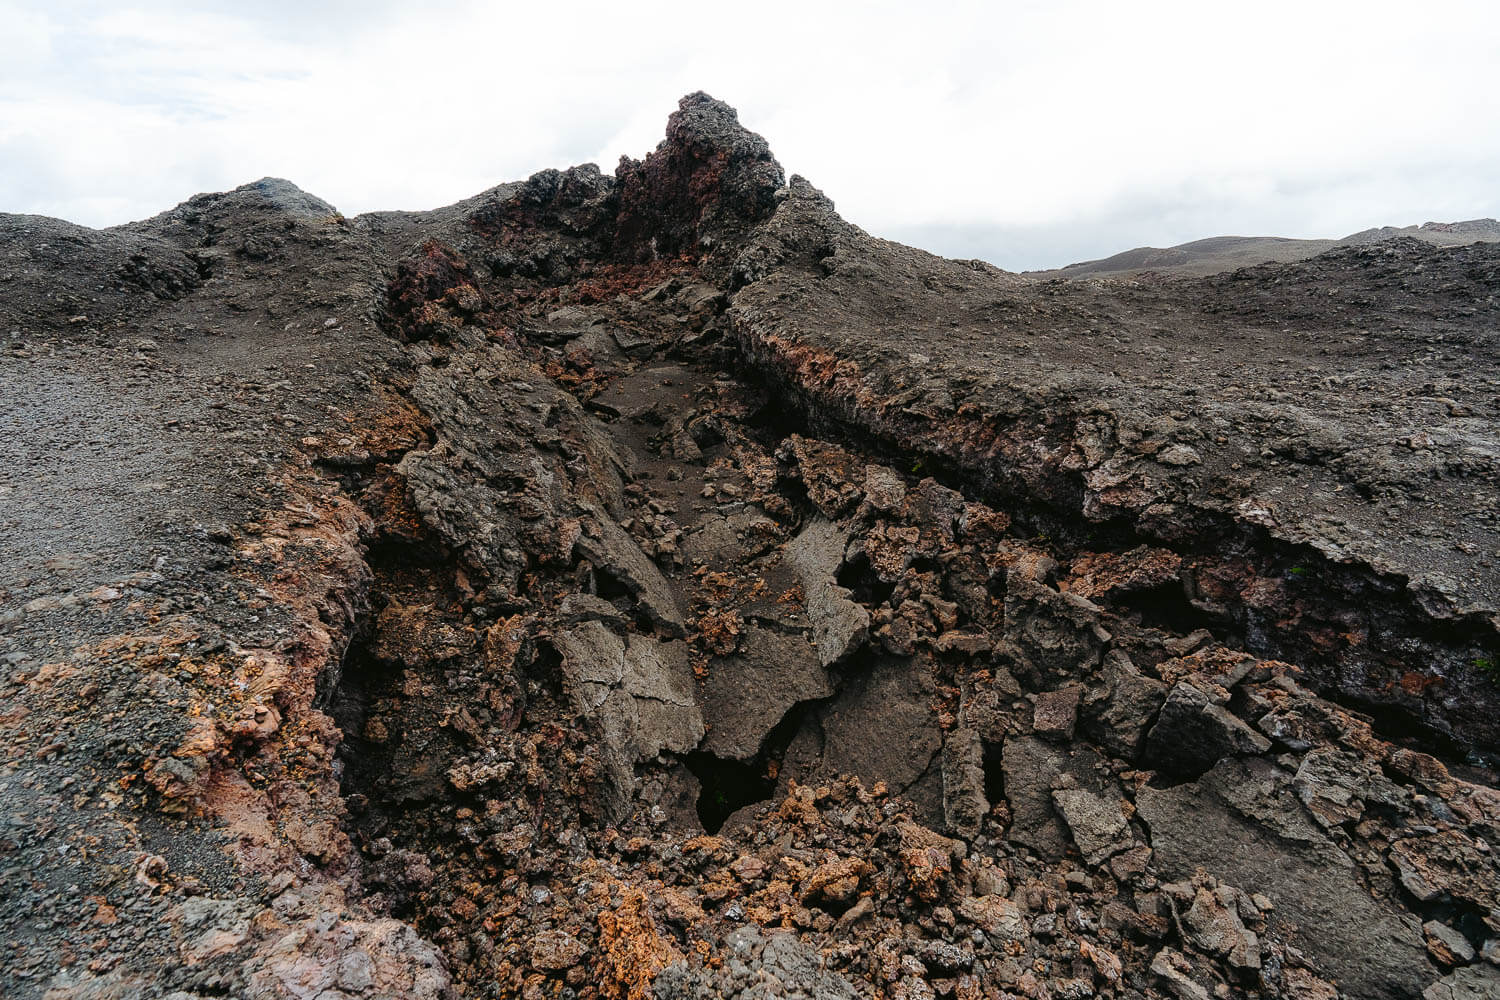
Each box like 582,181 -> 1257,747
4,1 -> 1498,271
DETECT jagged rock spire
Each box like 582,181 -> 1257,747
613,92 -> 785,263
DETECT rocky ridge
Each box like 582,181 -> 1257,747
1,93 -> 1498,1000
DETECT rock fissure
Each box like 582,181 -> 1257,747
5,92 -> 1500,1000
729,333 -> 1500,758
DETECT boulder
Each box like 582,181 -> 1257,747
1142,679 -> 1271,779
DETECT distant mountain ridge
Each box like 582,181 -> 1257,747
1035,217 -> 1500,279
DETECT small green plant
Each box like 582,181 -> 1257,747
1476,656 -> 1497,676
910,459 -> 924,475
1287,565 -> 1309,577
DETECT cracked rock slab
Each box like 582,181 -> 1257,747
784,517 -> 869,667
553,621 -> 704,812
780,655 -> 945,826
700,625 -> 831,761
1142,679 -> 1271,779
575,505 -> 689,636
1423,965 -> 1500,1000
1051,786 -> 1133,867
1138,756 -> 1434,1000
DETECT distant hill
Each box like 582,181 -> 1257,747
1033,218 -> 1500,279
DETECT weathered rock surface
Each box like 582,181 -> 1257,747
699,625 -> 831,761
1138,757 -> 1436,999
784,517 -> 869,666
731,175 -> 1500,748
1143,677 -> 1273,777
554,621 -> 704,815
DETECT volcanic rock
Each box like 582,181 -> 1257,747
3,91 -> 1498,1000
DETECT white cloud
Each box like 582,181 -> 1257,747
2,0 -> 1498,268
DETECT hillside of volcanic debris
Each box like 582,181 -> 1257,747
2,93 -> 1499,1000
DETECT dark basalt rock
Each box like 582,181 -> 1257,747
614,91 -> 785,266
1142,678 -> 1273,779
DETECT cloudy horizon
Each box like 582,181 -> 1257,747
4,0 -> 1498,271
